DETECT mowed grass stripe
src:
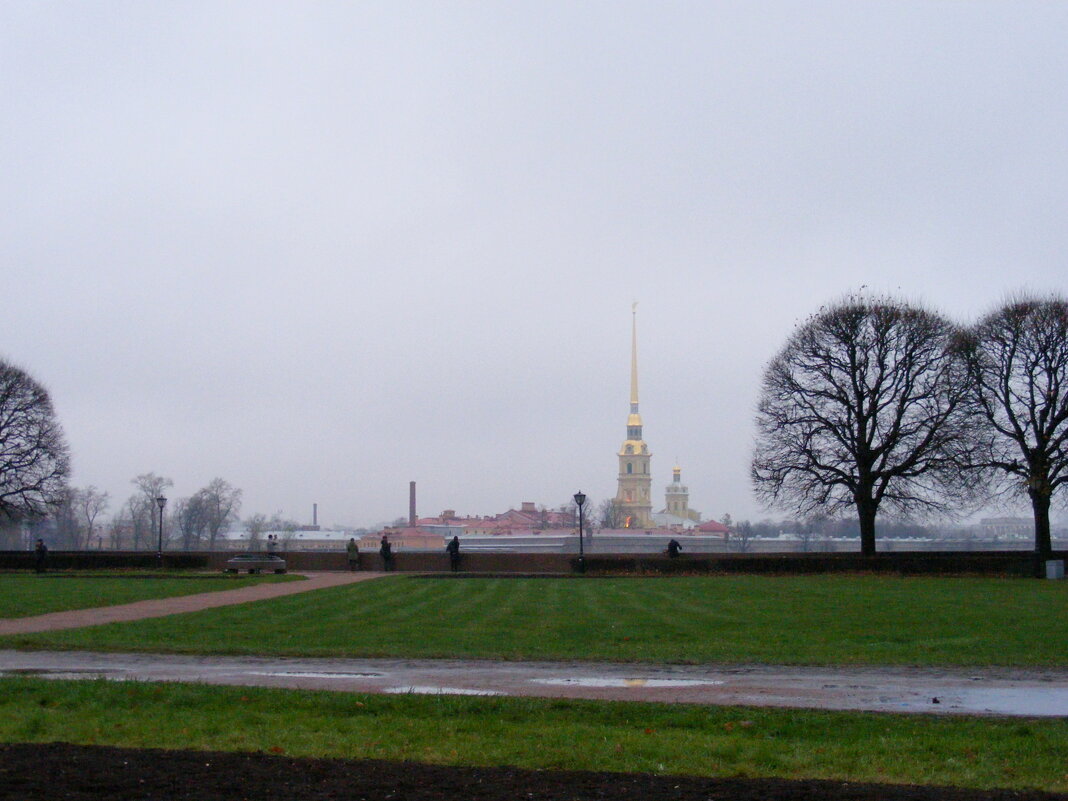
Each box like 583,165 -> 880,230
0,574 -> 298,619
3,575 -> 1068,666
2,677 -> 1067,791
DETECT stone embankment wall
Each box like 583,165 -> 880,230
1,550 -> 1064,576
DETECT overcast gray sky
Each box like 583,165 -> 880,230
3,2 -> 1066,528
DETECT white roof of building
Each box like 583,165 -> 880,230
219,528 -> 353,541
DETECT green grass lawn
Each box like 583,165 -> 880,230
0,573 -> 301,619
1,677 -> 1065,791
3,574 -> 1067,667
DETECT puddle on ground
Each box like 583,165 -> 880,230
530,677 -> 725,689
958,688 -> 1068,717
247,671 -> 384,679
384,686 -> 503,696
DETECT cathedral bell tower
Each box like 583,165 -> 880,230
665,465 -> 691,518
615,304 -> 653,528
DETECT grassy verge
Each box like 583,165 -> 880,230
3,575 -> 1067,667
1,677 -> 1065,791
0,573 -> 301,619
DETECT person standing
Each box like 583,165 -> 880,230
379,534 -> 393,571
445,535 -> 461,572
266,534 -> 277,555
346,537 -> 360,571
667,538 -> 682,559
34,539 -> 48,574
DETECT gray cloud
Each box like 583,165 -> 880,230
2,2 -> 1066,526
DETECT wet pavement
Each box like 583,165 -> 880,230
3,649 -> 1068,717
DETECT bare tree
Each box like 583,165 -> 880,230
598,498 -> 624,529
196,478 -> 242,550
105,514 -> 126,550
119,497 -> 152,549
50,488 -> 81,548
732,520 -> 754,553
173,495 -> 209,550
958,296 -> 1068,560
0,360 -> 70,522
49,486 -> 109,549
563,497 -> 594,538
126,473 -> 174,550
245,513 -> 269,551
74,486 -> 109,549
752,297 -> 978,556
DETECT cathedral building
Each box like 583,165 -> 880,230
615,305 -> 702,530
615,305 -> 654,528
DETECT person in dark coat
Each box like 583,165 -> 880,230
667,539 -> 682,559
346,537 -> 360,571
379,535 -> 393,571
445,535 -> 461,572
34,539 -> 48,573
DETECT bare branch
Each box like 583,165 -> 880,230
752,297 -> 978,556
0,360 -> 70,522
959,294 -> 1068,557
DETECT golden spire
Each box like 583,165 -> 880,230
630,302 -> 640,415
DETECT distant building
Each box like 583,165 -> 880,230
615,305 -> 708,531
695,519 -> 731,538
216,527 -> 354,551
977,517 -> 1031,540
615,304 -> 654,528
653,466 -> 702,529
358,527 -> 445,552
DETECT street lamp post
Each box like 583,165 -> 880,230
156,495 -> 167,568
573,491 -> 586,574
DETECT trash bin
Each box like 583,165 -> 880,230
1046,560 -> 1065,580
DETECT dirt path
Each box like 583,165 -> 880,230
0,571 -> 382,635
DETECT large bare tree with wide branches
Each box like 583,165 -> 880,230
0,359 -> 70,522
752,297 -> 978,556
958,295 -> 1068,559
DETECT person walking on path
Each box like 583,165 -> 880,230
445,535 -> 461,572
34,539 -> 48,573
346,537 -> 360,571
379,535 -> 394,571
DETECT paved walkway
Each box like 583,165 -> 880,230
3,572 -> 1068,717
3,649 -> 1068,717
0,571 -> 382,635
